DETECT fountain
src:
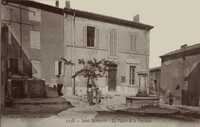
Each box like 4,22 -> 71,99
125,71 -> 160,107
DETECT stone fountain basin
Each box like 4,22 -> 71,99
126,96 -> 160,107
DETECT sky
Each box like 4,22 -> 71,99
37,0 -> 200,68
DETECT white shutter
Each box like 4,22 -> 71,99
30,31 -> 35,48
8,30 -> 12,45
134,33 -> 137,51
30,31 -> 40,49
83,26 -> 87,46
95,28 -> 99,48
36,31 -> 40,49
130,34 -> 133,51
110,30 -> 113,55
55,61 -> 59,76
114,30 -> 117,55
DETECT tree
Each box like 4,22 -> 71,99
72,58 -> 114,102
72,58 -> 114,85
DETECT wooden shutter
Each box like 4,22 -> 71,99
55,61 -> 59,76
30,31 -> 35,48
114,30 -> 117,55
83,26 -> 87,46
36,31 -> 40,49
8,30 -> 12,45
95,28 -> 99,48
110,30 -> 114,55
134,33 -> 137,51
130,34 -> 133,51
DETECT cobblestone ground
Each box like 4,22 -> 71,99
2,95 -> 200,127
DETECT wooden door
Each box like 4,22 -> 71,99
108,65 -> 117,91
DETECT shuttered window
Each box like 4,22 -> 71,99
87,26 -> 95,47
30,31 -> 40,49
110,30 -> 117,55
83,26 -> 99,48
130,33 -> 137,51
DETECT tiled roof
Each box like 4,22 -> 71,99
4,0 -> 63,14
64,8 -> 154,30
160,43 -> 200,58
4,0 -> 153,30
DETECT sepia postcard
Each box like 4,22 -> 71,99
1,0 -> 200,127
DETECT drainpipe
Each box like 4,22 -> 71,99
72,12 -> 76,95
63,12 -> 66,95
0,0 -> 2,113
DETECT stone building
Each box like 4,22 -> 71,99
1,0 -> 154,104
160,44 -> 200,106
1,0 -> 64,103
63,8 -> 154,95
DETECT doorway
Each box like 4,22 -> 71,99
108,64 -> 117,91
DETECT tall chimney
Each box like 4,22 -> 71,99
55,0 -> 59,8
65,1 -> 70,8
133,14 -> 139,23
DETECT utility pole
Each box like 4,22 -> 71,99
0,0 -> 2,115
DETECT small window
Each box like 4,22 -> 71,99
30,31 -> 40,49
10,58 -> 18,74
129,33 -> 137,51
29,7 -> 41,22
121,76 -> 126,83
87,26 -> 95,47
129,66 -> 135,85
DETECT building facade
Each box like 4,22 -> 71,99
160,44 -> 200,106
1,0 -> 64,103
63,8 -> 154,95
1,0 -> 154,105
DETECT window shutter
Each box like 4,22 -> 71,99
30,31 -> 35,48
36,32 -> 40,49
95,28 -> 99,48
134,33 -> 137,51
55,61 -> 59,76
110,30 -> 113,55
8,30 -> 12,45
130,34 -> 133,51
83,26 -> 87,46
114,30 -> 117,55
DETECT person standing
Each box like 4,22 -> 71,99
56,75 -> 63,96
168,92 -> 174,105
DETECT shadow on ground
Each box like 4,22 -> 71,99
2,97 -> 74,118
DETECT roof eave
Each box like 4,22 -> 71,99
64,8 -> 154,30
